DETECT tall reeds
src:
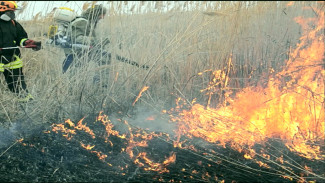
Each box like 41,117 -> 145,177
0,1 -> 320,125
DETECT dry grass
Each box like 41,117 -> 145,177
0,1 -> 321,125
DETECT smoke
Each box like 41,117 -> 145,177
110,106 -> 177,136
0,124 -> 18,149
0,105 -> 174,150
0,119 -> 47,149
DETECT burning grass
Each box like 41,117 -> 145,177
1,1 -> 318,122
0,113 -> 324,182
0,1 -> 324,182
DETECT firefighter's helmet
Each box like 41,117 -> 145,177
0,1 -> 18,12
82,4 -> 107,21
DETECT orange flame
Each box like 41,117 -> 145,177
52,123 -> 76,140
287,1 -> 294,6
171,8 -> 324,160
51,112 -> 178,174
163,152 -> 176,165
134,152 -> 175,173
97,111 -> 125,140
132,86 -> 149,106
146,116 -> 155,121
80,142 -> 95,150
76,118 -> 96,139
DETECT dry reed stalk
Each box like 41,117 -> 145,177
83,2 -> 91,11
0,1 -> 315,124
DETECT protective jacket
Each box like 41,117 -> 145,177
63,14 -> 98,55
0,19 -> 28,69
61,4 -> 108,73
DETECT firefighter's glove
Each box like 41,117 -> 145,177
24,40 -> 42,51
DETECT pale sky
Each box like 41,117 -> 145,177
15,1 -> 212,21
15,1 -> 154,20
16,1 -> 88,20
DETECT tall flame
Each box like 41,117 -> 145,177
172,7 -> 324,160
46,6 -> 324,180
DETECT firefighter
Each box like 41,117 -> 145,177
62,4 -> 110,73
0,1 -> 41,102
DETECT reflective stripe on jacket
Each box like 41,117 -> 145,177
0,55 -> 22,71
0,19 -> 28,59
0,18 -> 28,71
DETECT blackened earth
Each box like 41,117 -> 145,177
0,115 -> 324,183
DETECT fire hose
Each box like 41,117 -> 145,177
52,36 -> 149,70
0,46 -> 39,71
1,44 -> 150,70
0,45 -> 37,50
49,35 -> 150,69
67,43 -> 150,70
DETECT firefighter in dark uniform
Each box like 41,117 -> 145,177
0,1 -> 41,102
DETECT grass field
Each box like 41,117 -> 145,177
0,1 -> 321,124
0,2 -> 324,182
